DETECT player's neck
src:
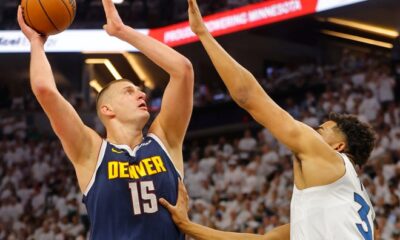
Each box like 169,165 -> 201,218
106,122 -> 144,149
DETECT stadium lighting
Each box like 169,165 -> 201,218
324,18 -> 399,38
122,52 -> 155,89
321,30 -> 393,49
89,79 -> 103,93
85,58 -> 123,80
112,0 -> 124,4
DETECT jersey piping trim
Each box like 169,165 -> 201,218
339,153 -> 358,179
147,133 -> 184,180
83,139 -> 107,196
108,141 -> 141,157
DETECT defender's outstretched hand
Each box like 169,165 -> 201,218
159,180 -> 190,227
102,0 -> 126,36
17,6 -> 47,44
188,0 -> 209,36
161,180 -> 289,240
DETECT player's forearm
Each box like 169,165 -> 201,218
197,32 -> 304,153
29,39 -> 58,97
115,26 -> 192,79
179,221 -> 266,240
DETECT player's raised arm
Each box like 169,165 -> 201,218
17,7 -> 101,190
187,0 -> 334,158
159,181 -> 290,240
102,0 -> 194,173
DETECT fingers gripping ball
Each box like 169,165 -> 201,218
20,0 -> 76,35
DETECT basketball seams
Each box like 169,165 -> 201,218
36,0 -> 60,33
58,0 -> 73,25
23,0 -> 75,35
23,0 -> 34,29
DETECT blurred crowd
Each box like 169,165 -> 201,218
0,135 -> 87,239
0,49 -> 399,240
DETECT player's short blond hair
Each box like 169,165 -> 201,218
96,79 -> 134,110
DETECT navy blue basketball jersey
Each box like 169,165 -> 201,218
82,133 -> 184,240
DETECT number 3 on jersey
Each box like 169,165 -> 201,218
354,193 -> 373,240
129,181 -> 158,215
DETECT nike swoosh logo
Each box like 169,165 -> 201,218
112,148 -> 124,154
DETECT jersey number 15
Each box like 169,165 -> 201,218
129,181 -> 158,215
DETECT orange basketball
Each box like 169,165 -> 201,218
20,0 -> 76,35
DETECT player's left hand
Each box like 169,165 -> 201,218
159,180 -> 190,227
17,6 -> 47,44
188,0 -> 208,36
101,0 -> 126,37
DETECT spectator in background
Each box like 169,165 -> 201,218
238,129 -> 257,159
359,89 -> 381,121
377,67 -> 396,106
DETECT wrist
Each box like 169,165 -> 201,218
177,218 -> 191,231
197,30 -> 212,39
112,24 -> 129,38
30,37 -> 45,47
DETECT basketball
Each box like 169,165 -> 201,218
20,0 -> 76,35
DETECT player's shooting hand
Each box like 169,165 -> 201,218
102,0 -> 126,37
17,6 -> 47,44
159,180 -> 190,228
188,0 -> 209,36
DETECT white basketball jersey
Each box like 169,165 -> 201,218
290,153 -> 375,240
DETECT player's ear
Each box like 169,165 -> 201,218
100,104 -> 115,118
333,141 -> 346,152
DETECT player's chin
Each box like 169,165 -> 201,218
140,110 -> 151,119
139,108 -> 150,116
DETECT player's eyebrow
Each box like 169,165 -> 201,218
123,85 -> 137,91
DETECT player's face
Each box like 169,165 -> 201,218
316,121 -> 346,152
109,81 -> 150,124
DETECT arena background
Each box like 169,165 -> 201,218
0,0 -> 399,239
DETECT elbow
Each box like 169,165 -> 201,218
180,59 -> 194,79
230,69 -> 255,107
172,58 -> 194,80
181,58 -> 193,71
231,86 -> 251,107
182,59 -> 194,79
32,84 -> 58,101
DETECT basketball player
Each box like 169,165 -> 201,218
17,0 -> 193,238
159,0 -> 376,239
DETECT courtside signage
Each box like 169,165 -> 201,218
0,29 -> 147,53
0,0 -> 365,52
149,0 -> 367,47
